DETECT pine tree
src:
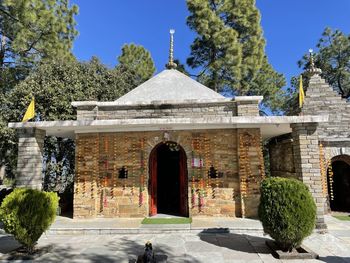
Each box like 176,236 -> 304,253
0,0 -> 78,68
186,0 -> 285,112
4,57 -> 136,191
117,44 -> 156,86
0,0 -> 78,180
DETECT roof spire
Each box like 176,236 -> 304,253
166,29 -> 177,69
307,49 -> 322,75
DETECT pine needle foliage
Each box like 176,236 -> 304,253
186,0 -> 286,112
117,44 -> 156,86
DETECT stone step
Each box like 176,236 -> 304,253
45,226 -> 263,235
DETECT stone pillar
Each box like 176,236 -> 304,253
0,165 -> 5,184
16,128 -> 45,190
291,123 -> 327,232
235,96 -> 263,116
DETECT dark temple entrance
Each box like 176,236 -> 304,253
328,155 -> 350,212
149,142 -> 188,217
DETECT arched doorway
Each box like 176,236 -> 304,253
328,155 -> 350,212
149,142 -> 188,217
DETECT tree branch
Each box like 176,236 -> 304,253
337,76 -> 346,97
19,31 -> 45,55
0,8 -> 21,24
0,8 -> 45,55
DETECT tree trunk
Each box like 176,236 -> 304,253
0,35 -> 6,68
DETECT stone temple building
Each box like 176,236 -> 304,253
9,38 -> 331,231
269,63 -> 350,214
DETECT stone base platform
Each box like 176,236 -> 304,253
46,216 -> 264,235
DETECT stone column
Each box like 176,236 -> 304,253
16,128 -> 45,190
291,123 -> 327,232
0,165 -> 5,183
235,96 -> 263,116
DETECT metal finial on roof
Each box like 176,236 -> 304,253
166,29 -> 177,69
307,49 -> 322,75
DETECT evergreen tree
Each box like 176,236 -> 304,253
4,58 -> 136,190
0,0 -> 78,180
250,57 -> 286,113
174,59 -> 190,76
282,76 -> 302,116
0,0 -> 78,68
117,44 -> 156,86
186,0 -> 285,112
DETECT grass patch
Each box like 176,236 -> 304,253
141,217 -> 192,224
333,215 -> 350,221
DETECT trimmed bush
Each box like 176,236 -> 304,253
0,188 -> 59,253
258,177 -> 316,251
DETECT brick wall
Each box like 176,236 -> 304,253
73,128 -> 264,218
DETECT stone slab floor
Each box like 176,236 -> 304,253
0,215 -> 350,262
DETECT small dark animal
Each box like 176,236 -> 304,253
137,241 -> 156,263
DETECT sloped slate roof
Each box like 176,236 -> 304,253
115,69 -> 225,104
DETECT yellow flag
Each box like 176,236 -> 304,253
22,97 -> 35,122
299,75 -> 305,108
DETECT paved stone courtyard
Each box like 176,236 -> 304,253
1,215 -> 350,262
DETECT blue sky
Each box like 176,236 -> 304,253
71,1 -> 350,87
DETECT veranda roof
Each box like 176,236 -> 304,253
8,115 -> 328,140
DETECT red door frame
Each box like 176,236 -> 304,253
148,142 -> 188,217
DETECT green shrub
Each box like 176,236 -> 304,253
258,177 -> 316,251
0,188 -> 59,253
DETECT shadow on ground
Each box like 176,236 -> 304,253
319,256 -> 350,263
105,237 -> 201,263
0,236 -> 202,263
199,230 -> 271,254
0,235 -> 21,254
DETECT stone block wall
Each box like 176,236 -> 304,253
76,101 -> 237,121
301,73 -> 350,224
268,135 -> 296,179
74,128 -> 264,218
236,101 -> 260,116
74,96 -> 262,121
291,123 -> 327,231
16,128 -> 45,190
302,74 -> 350,140
322,141 -> 350,160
